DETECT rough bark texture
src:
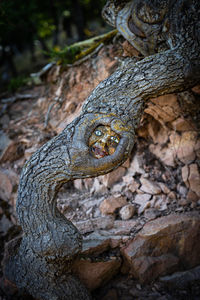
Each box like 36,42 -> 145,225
3,0 -> 200,299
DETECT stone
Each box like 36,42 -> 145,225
0,170 -> 13,201
187,190 -> 199,202
0,215 -> 13,235
75,216 -> 114,234
100,166 -> 126,188
126,179 -> 140,193
188,164 -> 200,197
73,179 -> 84,190
171,118 -> 194,131
72,258 -> 121,290
130,254 -> 179,283
111,183 -> 126,194
0,131 -> 12,159
160,265 -> 200,289
192,85 -> 200,94
140,177 -> 161,195
121,213 -> 200,283
119,204 -> 136,220
134,193 -> 152,214
168,191 -> 176,200
100,195 -> 127,215
144,208 -> 161,220
149,144 -> 175,167
113,220 -> 138,234
127,154 -> 145,176
82,233 -> 111,255
0,139 -> 24,163
170,131 -> 197,164
158,182 -> 171,194
101,288 -> 118,300
150,94 -> 179,108
178,199 -> 189,206
24,145 -> 39,161
177,185 -> 188,197
91,178 -> 108,194
182,165 -> 189,187
153,195 -> 168,211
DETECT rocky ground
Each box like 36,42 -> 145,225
0,39 -> 200,299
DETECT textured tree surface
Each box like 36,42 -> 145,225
3,0 -> 200,299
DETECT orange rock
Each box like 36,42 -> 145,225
170,131 -> 197,164
171,118 -> 195,131
72,258 -> 121,290
100,195 -> 127,215
0,170 -> 13,201
140,177 -> 162,195
188,164 -> 200,197
100,166 -> 126,188
121,213 -> 200,283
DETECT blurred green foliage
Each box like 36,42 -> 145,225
7,76 -> 30,92
0,0 -> 107,48
0,0 -> 107,91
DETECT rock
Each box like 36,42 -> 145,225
128,182 -> 140,193
178,199 -> 189,206
158,182 -> 171,194
100,166 -> 126,188
171,118 -> 194,131
72,258 -> 121,290
74,179 -> 84,190
160,265 -> 200,289
0,139 -> 24,163
91,178 -> 108,194
149,144 -> 175,167
188,164 -> 200,197
100,195 -> 127,215
182,165 -> 189,187
134,193 -> 151,214
121,213 -> 200,283
150,94 -> 179,108
24,145 -> 39,161
177,185 -> 188,197
145,103 -> 177,123
82,233 -> 111,255
130,254 -> 179,283
111,183 -> 126,194
144,208 -> 161,220
187,190 -> 199,202
0,131 -> 12,161
168,191 -> 176,200
145,94 -> 179,124
140,177 -> 162,195
192,85 -> 200,94
113,220 -> 138,235
119,205 -> 136,220
153,195 -> 168,211
75,216 -> 114,234
127,154 -> 145,176
150,131 -> 198,166
170,131 -> 197,164
147,119 -> 169,145
101,288 -> 118,300
0,170 -> 13,201
0,215 -> 13,235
